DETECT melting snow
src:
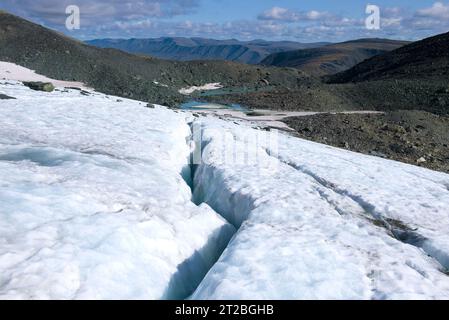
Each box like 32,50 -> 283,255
179,83 -> 223,95
153,81 -> 169,88
0,61 -> 88,89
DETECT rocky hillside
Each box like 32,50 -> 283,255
87,37 -> 327,64
261,39 -> 409,76
324,32 -> 449,115
329,32 -> 449,82
284,111 -> 449,173
0,11 -> 307,106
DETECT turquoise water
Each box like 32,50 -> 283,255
180,101 -> 249,112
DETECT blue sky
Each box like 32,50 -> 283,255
1,0 -> 449,41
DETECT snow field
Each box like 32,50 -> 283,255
0,81 -> 235,299
190,118 -> 449,299
2,78 -> 449,300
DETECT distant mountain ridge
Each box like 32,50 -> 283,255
86,37 -> 329,64
261,38 -> 410,76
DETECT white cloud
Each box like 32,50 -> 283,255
1,0 -> 199,27
416,2 -> 449,19
258,7 -> 332,23
258,7 -> 300,22
383,7 -> 403,18
2,1 -> 449,42
382,18 -> 402,27
306,10 -> 328,20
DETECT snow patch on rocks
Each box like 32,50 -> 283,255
0,61 -> 88,89
179,83 -> 223,95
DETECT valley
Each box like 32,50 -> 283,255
1,9 -> 447,174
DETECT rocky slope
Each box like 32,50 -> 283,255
0,11 -> 307,107
284,111 -> 449,173
324,32 -> 449,116
209,32 -> 449,116
329,32 -> 449,82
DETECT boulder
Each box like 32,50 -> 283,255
23,81 -> 55,92
416,157 -> 427,164
0,93 -> 16,99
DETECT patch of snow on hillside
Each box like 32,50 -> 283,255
153,81 -> 169,88
179,83 -> 223,95
0,61 -> 88,89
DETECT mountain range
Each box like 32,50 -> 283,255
86,37 -> 328,64
261,38 -> 409,76
202,30 -> 449,116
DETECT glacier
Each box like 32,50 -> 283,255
190,118 -> 449,299
1,80 -> 449,300
0,81 -> 235,299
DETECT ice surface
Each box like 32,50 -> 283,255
191,118 -> 449,300
2,77 -> 449,300
0,81 -> 235,299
